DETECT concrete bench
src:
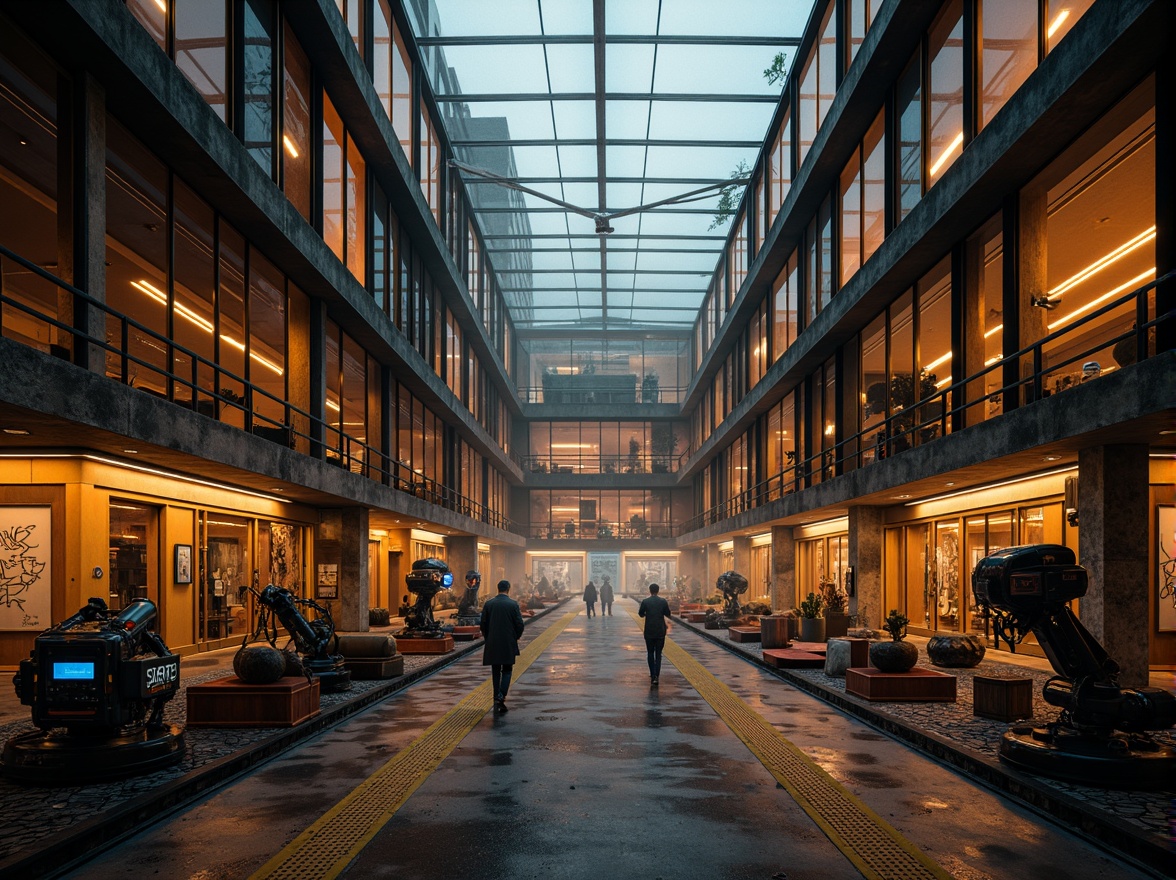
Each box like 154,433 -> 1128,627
335,632 -> 405,679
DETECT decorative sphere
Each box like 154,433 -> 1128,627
926,634 -> 986,668
233,644 -> 287,684
869,639 -> 919,673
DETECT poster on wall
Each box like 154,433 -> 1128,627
317,563 -> 338,599
587,553 -> 620,596
0,506 -> 51,631
1159,506 -> 1176,632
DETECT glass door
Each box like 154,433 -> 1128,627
108,500 -> 157,611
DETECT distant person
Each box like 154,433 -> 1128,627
638,582 -> 671,686
599,578 -> 614,616
480,579 -> 525,714
582,580 -> 598,617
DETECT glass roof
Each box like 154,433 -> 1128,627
406,0 -> 815,333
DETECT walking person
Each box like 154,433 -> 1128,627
582,580 -> 598,617
599,577 -> 614,616
480,579 -> 525,713
638,582 -> 671,686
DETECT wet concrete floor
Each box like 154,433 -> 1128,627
60,599 -> 1155,880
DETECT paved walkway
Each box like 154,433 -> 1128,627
13,599 -> 1164,880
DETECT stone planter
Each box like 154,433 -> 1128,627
760,615 -> 792,649
868,639 -> 919,673
824,611 -> 849,639
926,633 -> 986,668
799,616 -> 826,642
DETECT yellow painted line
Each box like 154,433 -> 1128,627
250,612 -> 578,880
629,611 -> 954,880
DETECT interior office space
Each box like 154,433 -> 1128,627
0,0 -> 1171,682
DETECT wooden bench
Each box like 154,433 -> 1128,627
728,626 -> 762,643
336,632 -> 405,679
846,667 -> 956,702
762,648 -> 826,669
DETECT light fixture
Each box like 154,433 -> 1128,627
1043,455 -> 1061,462
929,131 -> 964,178
123,448 -> 139,454
1047,9 -> 1071,40
894,494 -> 911,500
282,134 -> 300,159
2,428 -> 30,435
904,465 -> 1077,506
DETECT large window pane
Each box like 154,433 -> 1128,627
896,54 -> 922,220
980,0 -> 1037,129
176,0 -> 227,121
243,0 -> 276,175
283,24 -> 312,220
927,0 -> 964,185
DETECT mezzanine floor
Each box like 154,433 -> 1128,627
0,599 -> 1172,879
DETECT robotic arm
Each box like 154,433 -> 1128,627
972,544 -> 1176,786
249,584 -> 350,692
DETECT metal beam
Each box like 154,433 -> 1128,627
416,34 -> 801,47
433,91 -> 782,103
453,137 -> 762,148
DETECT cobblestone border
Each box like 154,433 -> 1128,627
675,617 -> 1176,880
0,602 -> 569,879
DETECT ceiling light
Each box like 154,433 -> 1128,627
2,428 -> 30,435
1043,455 -> 1061,462
894,494 -> 911,500
123,449 -> 139,454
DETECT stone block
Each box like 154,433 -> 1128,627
824,638 -> 869,676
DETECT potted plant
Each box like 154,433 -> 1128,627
641,372 -> 660,403
869,609 -> 919,672
798,592 -> 825,642
650,424 -> 678,473
820,576 -> 849,639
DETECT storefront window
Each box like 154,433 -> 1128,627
109,501 -> 155,611
202,513 -> 250,643
934,520 -> 961,631
904,523 -> 932,630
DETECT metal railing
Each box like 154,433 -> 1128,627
0,243 -> 520,535
522,452 -> 684,475
682,272 -> 1172,533
531,519 -> 677,541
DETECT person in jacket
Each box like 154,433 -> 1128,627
480,579 -> 525,713
582,580 -> 598,617
638,582 -> 671,686
599,578 -> 614,616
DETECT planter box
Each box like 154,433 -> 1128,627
345,656 -> 405,680
395,635 -> 455,654
846,667 -> 956,702
973,675 -> 1033,721
187,676 -> 320,728
763,648 -> 826,669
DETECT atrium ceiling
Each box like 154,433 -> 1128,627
405,0 -> 814,334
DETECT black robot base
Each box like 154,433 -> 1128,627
1,724 -> 185,784
999,723 -> 1176,790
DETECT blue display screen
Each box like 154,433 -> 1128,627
53,662 -> 95,681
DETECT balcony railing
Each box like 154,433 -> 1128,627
0,243 -> 521,536
682,272 -> 1172,533
531,519 -> 676,541
522,451 -> 684,475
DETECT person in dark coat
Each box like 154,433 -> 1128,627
582,580 -> 598,617
599,578 -> 614,616
480,579 -> 525,713
638,582 -> 672,686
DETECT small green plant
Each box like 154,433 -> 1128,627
799,592 -> 824,619
764,51 -> 788,87
709,160 -> 751,230
819,576 -> 847,614
884,609 -> 910,641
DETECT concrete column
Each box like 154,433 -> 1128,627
848,506 -> 884,631
771,525 -> 795,611
447,535 -> 478,583
681,548 -> 705,599
705,542 -> 723,598
387,528 -> 412,613
732,536 -> 751,582
316,508 -> 369,632
1078,444 -> 1150,687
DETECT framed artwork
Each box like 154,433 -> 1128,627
0,505 -> 52,631
1159,506 -> 1176,632
174,544 -> 193,584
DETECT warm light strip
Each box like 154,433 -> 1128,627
0,453 -> 288,503
984,324 -> 1002,339
218,334 -> 285,376
1047,227 -> 1154,298
1047,9 -> 1070,40
934,376 -> 952,388
153,0 -> 167,13
282,134 -> 300,159
983,355 -> 1001,366
550,443 -> 590,449
923,351 -> 952,372
903,465 -> 1076,507
928,131 -> 964,178
1048,268 -> 1154,331
132,280 -> 214,332
132,279 -> 284,377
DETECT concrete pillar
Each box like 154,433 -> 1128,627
705,542 -> 723,598
447,535 -> 478,583
316,508 -> 369,632
1078,444 -> 1150,687
848,506 -> 884,631
732,536 -> 751,581
771,525 -> 795,611
681,548 -> 706,599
